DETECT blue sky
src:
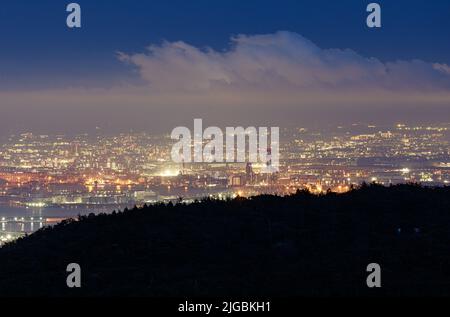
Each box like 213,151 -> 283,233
0,0 -> 449,133
1,0 -> 450,89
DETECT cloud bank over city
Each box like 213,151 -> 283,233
118,31 -> 450,93
1,31 -> 450,133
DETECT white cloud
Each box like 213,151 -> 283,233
1,31 -> 450,133
118,31 -> 450,93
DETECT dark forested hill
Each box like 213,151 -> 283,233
1,184 -> 450,297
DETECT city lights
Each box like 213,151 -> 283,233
0,123 -> 449,241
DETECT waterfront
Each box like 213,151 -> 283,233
0,203 -> 122,244
0,123 -> 449,243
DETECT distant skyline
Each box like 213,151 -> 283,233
1,0 -> 450,134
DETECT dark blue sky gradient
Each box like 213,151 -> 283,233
0,0 -> 449,89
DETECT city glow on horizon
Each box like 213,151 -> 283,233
0,123 -> 449,241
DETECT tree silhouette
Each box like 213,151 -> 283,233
0,183 -> 449,297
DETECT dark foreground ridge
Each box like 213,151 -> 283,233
1,184 -> 450,297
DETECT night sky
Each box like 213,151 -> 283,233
0,0 -> 449,133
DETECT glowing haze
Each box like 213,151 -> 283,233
2,31 -> 450,134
